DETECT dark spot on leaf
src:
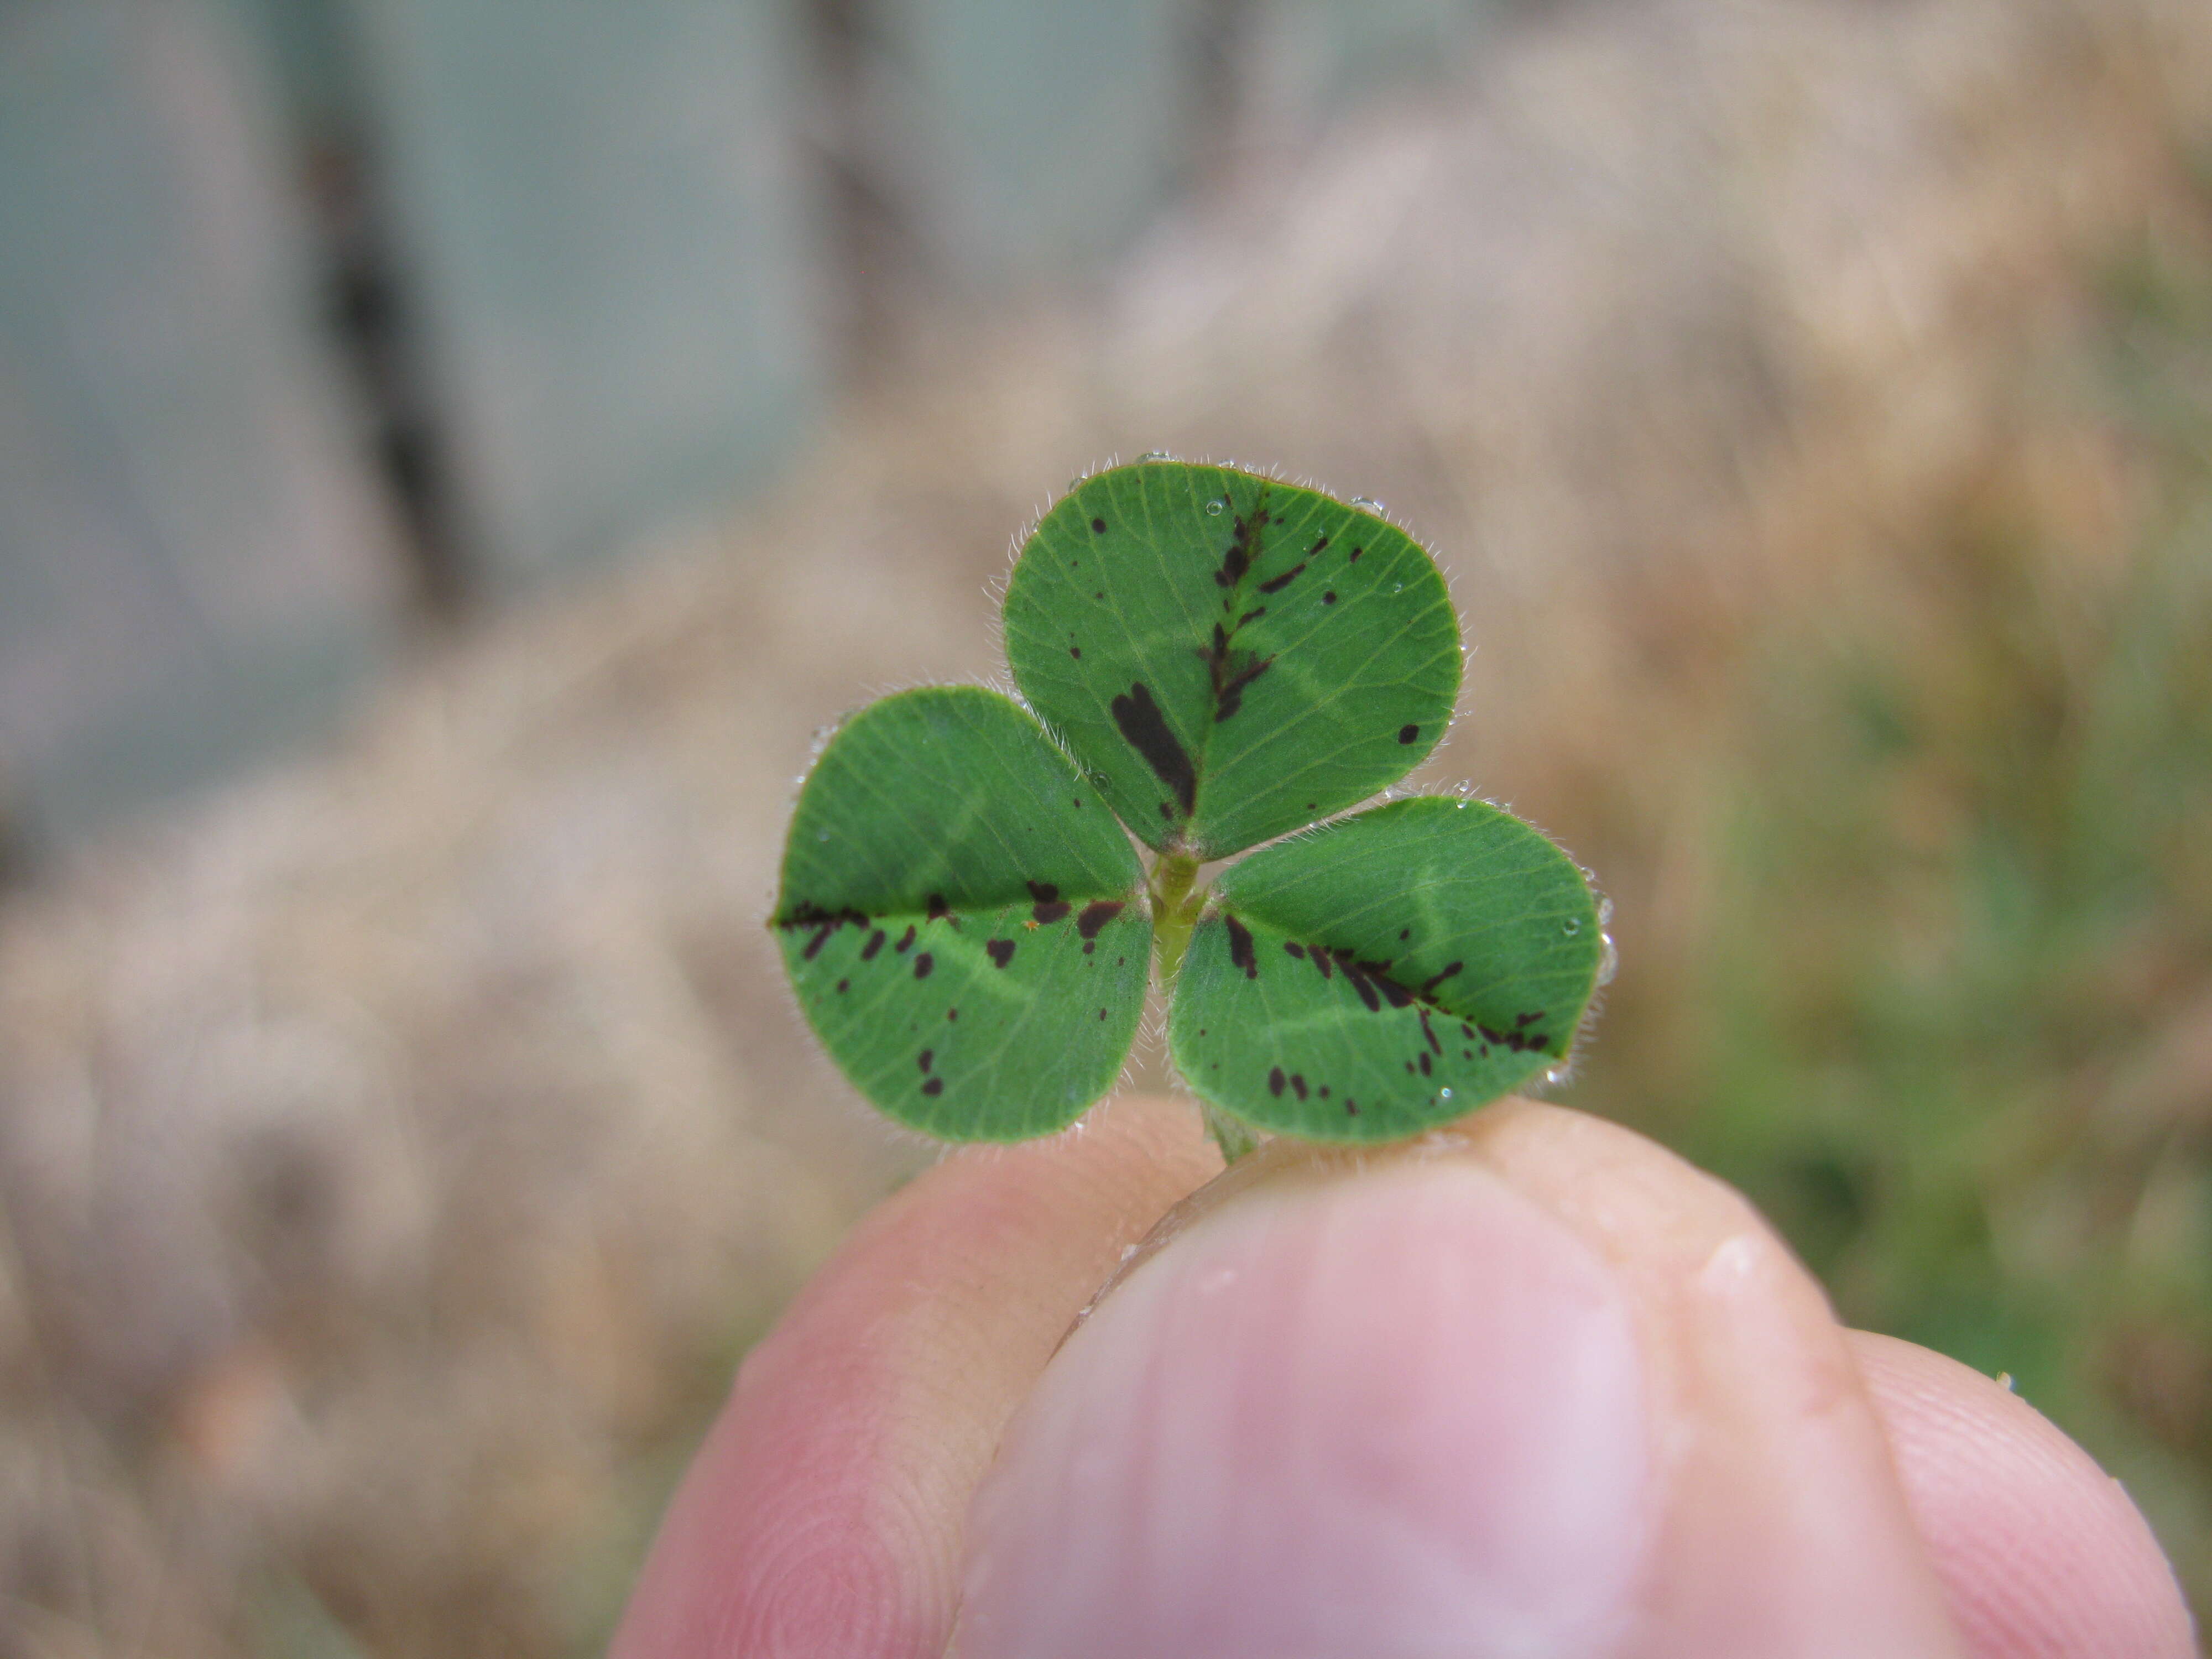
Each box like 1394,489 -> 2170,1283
1069,645 -> 1081,659
1399,928 -> 1410,941
1091,516 -> 1106,533
1348,967 -> 1383,1013
1418,1051 -> 1433,1076
922,1078 -> 943,1097
1269,1067 -> 1285,1097
1224,916 -> 1258,979
1399,724 -> 1420,744
1213,499 -> 1271,588
1420,962 -> 1463,998
1110,682 -> 1196,815
1094,591 -> 1104,599
1236,607 -> 1267,627
986,938 -> 1015,968
1256,562 -> 1304,594
1516,1010 -> 1545,1026
1323,591 -> 1337,604
1349,545 -> 1363,561
1077,900 -> 1124,940
894,925 -> 916,954
1098,1008 -> 1108,1020
1345,1099 -> 1358,1115
927,893 -> 949,921
1311,535 -> 1328,552
914,953 -> 933,979
1462,1048 -> 1472,1059
1291,1074 -> 1308,1100
917,1049 -> 933,1073
948,1008 -> 958,1021
1200,621 -> 1275,723
862,929 -> 886,959
836,979 -> 849,993
1284,941 -> 1306,958
1318,1084 -> 1329,1097
1405,1060 -> 1415,1073
1027,880 -> 1071,925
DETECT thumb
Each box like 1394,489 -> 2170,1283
955,1104 -> 1965,1659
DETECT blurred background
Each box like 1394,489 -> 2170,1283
2,0 -> 2210,1650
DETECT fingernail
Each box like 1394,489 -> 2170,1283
958,1161 -> 1651,1658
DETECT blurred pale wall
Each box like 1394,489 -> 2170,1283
0,0 -> 1493,855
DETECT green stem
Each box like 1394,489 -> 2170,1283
1147,851 -> 1205,985
1150,852 -> 1250,1162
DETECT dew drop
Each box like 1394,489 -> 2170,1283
1562,917 -> 1582,936
1140,450 -> 1171,462
1597,931 -> 1620,988
1350,496 -> 1383,511
1437,1087 -> 1454,1105
1206,499 -> 1225,516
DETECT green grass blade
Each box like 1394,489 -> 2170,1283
1003,460 -> 1463,859
1167,796 -> 1603,1141
774,686 -> 1149,1139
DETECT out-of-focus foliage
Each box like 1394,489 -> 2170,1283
1582,161 -> 2212,1605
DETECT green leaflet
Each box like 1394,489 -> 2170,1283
774,687 -> 1149,1140
1167,797 -> 1604,1142
1003,461 -> 1462,859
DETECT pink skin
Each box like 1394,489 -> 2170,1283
611,1098 -> 2197,1659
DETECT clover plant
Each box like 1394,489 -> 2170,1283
773,459 -> 1608,1152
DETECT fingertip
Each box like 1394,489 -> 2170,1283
1850,1330 -> 2199,1659
613,1095 -> 1218,1658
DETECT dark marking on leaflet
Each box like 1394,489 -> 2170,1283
862,930 -> 886,960
1399,724 -> 1420,744
1290,1074 -> 1308,1100
926,893 -> 950,921
1284,941 -> 1306,959
1028,880 -> 1071,925
1111,682 -> 1197,815
1420,962 -> 1463,998
1213,499 -> 1271,589
1076,901 -> 1124,940
1091,517 -> 1107,534
921,1078 -> 943,1097
1256,562 -> 1305,594
917,1050 -> 933,1073
1269,1067 -> 1285,1097
986,939 -> 1015,968
894,925 -> 916,954
1225,916 -> 1258,979
1201,622 -> 1274,723
913,953 -> 933,979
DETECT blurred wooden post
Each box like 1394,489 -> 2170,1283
0,0 -> 405,845
339,0 -> 826,589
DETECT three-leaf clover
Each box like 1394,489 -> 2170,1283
773,460 -> 1607,1147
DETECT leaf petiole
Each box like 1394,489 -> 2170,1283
1147,851 -> 1207,985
